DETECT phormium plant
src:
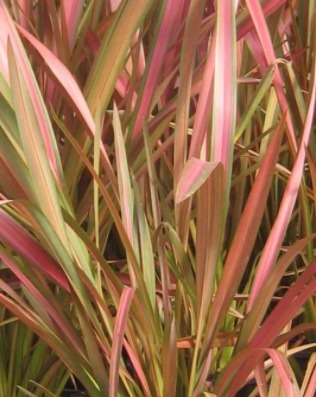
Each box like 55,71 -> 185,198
0,0 -> 315,396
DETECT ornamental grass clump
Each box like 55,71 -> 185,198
0,0 -> 315,396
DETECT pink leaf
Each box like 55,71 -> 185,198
132,0 -> 186,139
189,34 -> 215,159
109,287 -> 135,397
0,208 -> 69,291
61,0 -> 85,50
250,260 -> 316,348
245,0 -> 297,146
237,0 -> 287,39
17,26 -> 95,133
211,0 -> 237,182
265,349 -> 300,396
248,55 -> 316,308
175,158 -> 219,203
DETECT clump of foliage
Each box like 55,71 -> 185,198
0,0 -> 316,396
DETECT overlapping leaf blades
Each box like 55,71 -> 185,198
0,1 -> 315,396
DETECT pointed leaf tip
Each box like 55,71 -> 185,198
175,158 -> 220,204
